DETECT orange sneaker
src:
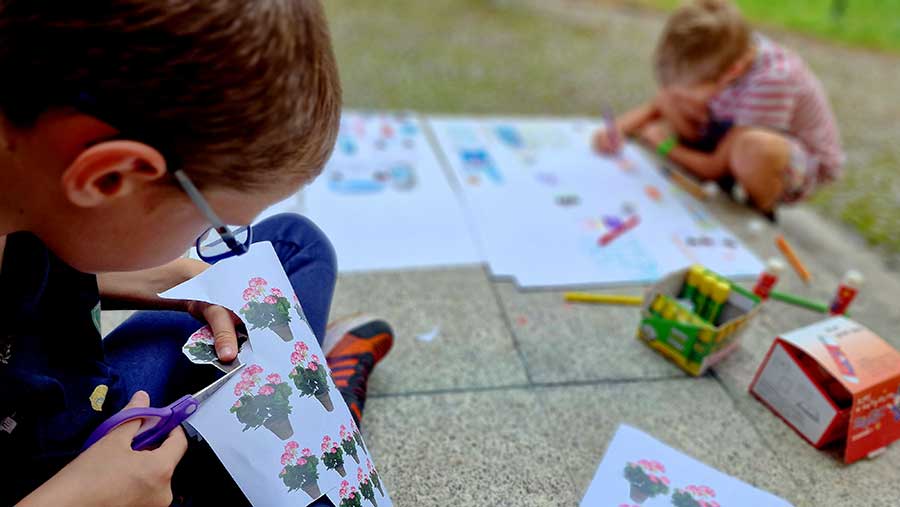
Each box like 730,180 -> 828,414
324,314 -> 393,424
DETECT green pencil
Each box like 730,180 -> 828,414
768,290 -> 829,313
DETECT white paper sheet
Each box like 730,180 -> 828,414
581,425 -> 792,507
259,111 -> 481,272
161,242 -> 392,507
428,116 -> 764,288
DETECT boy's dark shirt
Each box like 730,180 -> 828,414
0,232 -> 127,505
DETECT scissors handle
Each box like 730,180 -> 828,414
83,395 -> 199,451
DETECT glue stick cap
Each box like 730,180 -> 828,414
687,265 -> 704,284
714,281 -> 730,301
843,270 -> 864,288
766,258 -> 786,275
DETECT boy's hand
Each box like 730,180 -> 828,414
20,391 -> 187,507
591,126 -> 624,155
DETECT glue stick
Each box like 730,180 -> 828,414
680,265 -> 704,301
694,275 -> 713,319
753,258 -> 785,300
829,270 -> 863,316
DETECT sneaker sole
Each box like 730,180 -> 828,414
322,313 -> 388,356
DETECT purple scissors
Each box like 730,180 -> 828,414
83,363 -> 246,451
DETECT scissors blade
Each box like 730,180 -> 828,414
192,362 -> 246,404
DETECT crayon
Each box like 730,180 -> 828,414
564,293 -> 643,306
775,234 -> 812,284
768,290 -> 829,313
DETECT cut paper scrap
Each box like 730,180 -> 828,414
161,242 -> 392,507
416,326 -> 440,343
581,425 -> 793,507
182,325 -> 249,373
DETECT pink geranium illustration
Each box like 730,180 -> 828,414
366,459 -> 385,497
321,434 -> 346,477
671,485 -> 719,507
239,277 -> 294,341
358,468 -> 378,507
229,364 -> 294,440
280,442 -> 321,499
288,341 -> 334,411
340,424 -> 360,464
338,480 -> 363,507
183,326 -> 217,363
623,459 -> 670,503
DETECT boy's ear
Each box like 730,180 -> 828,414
61,140 -> 168,208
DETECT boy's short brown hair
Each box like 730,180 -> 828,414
654,0 -> 751,86
0,0 -> 341,190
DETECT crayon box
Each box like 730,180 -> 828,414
636,266 -> 761,376
750,317 -> 900,463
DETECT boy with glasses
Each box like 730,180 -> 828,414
0,1 -> 391,505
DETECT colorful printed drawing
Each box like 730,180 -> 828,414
351,419 -> 367,454
366,459 -> 385,497
671,485 -> 719,507
358,468 -> 379,507
623,459 -> 670,503
460,148 -> 502,185
280,442 -> 322,499
340,424 -> 360,464
338,480 -> 363,507
230,365 -> 294,440
321,435 -> 347,477
183,326 -> 217,363
494,125 -> 524,148
289,341 -> 335,411
328,163 -> 416,195
239,277 -> 293,342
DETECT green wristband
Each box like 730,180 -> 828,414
656,137 -> 677,158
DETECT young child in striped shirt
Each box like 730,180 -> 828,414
593,0 -> 844,215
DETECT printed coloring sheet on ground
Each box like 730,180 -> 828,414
581,425 -> 792,507
162,242 -> 391,507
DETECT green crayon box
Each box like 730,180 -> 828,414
636,266 -> 761,376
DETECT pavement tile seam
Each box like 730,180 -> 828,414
486,274 -> 538,385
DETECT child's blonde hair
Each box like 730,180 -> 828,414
0,0 -> 342,191
654,0 -> 751,86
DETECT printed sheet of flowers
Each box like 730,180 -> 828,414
162,242 -> 391,507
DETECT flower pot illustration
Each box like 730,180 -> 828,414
338,480 -> 363,507
302,482 -> 322,499
230,365 -> 294,439
623,460 -> 669,504
340,424 -> 360,464
280,442 -> 322,500
322,435 -> 347,478
289,342 -> 334,412
263,414 -> 294,440
239,278 -> 294,342
671,485 -> 719,507
358,468 -> 378,507
272,322 -> 294,342
630,484 -> 649,503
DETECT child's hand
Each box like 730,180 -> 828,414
20,391 -> 187,507
639,122 -> 673,148
186,299 -> 243,362
591,126 -> 624,155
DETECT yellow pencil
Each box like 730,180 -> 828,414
775,234 -> 812,284
564,292 -> 644,306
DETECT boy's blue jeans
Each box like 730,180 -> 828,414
103,214 -> 338,507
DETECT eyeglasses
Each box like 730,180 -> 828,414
171,169 -> 253,262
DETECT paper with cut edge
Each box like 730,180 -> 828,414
162,242 -> 392,507
581,425 -> 793,507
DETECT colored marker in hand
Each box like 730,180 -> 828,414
603,106 -> 623,155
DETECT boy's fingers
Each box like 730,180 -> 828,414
153,426 -> 188,464
108,391 -> 151,443
204,304 -> 239,362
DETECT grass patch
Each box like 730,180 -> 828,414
617,0 -> 900,53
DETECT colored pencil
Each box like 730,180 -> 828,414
775,234 -> 812,284
603,105 -> 622,155
769,290 -> 828,313
564,293 -> 644,306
